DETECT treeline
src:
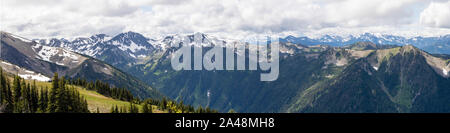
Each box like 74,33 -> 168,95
0,67 -> 219,113
0,68 -> 89,113
69,77 -> 219,113
69,78 -> 134,102
110,98 -> 219,113
110,102 -> 142,113
155,98 -> 218,113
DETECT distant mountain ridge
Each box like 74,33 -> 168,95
280,33 -> 450,54
37,32 -> 450,56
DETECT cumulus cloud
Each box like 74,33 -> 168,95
420,1 -> 450,28
0,0 -> 449,39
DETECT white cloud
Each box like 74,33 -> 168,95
420,1 -> 450,28
0,0 -> 449,40
323,0 -> 420,27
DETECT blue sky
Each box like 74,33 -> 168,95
1,0 -> 449,40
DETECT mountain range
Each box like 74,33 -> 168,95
3,31 -> 450,113
0,31 -> 163,99
280,33 -> 450,55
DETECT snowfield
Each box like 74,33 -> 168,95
36,45 -> 59,62
373,66 -> 379,71
444,69 -> 448,76
18,73 -> 51,82
1,61 -> 51,82
113,41 -> 147,53
62,50 -> 79,60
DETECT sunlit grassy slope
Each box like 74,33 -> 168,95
25,80 -> 164,113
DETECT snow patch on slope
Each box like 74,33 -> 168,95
62,50 -> 79,60
373,66 -> 379,71
113,41 -> 147,53
444,69 -> 448,76
18,73 -> 51,82
36,45 -> 59,62
0,61 -> 51,82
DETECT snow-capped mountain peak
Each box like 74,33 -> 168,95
89,34 -> 111,43
36,31 -> 156,60
279,32 -> 450,54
